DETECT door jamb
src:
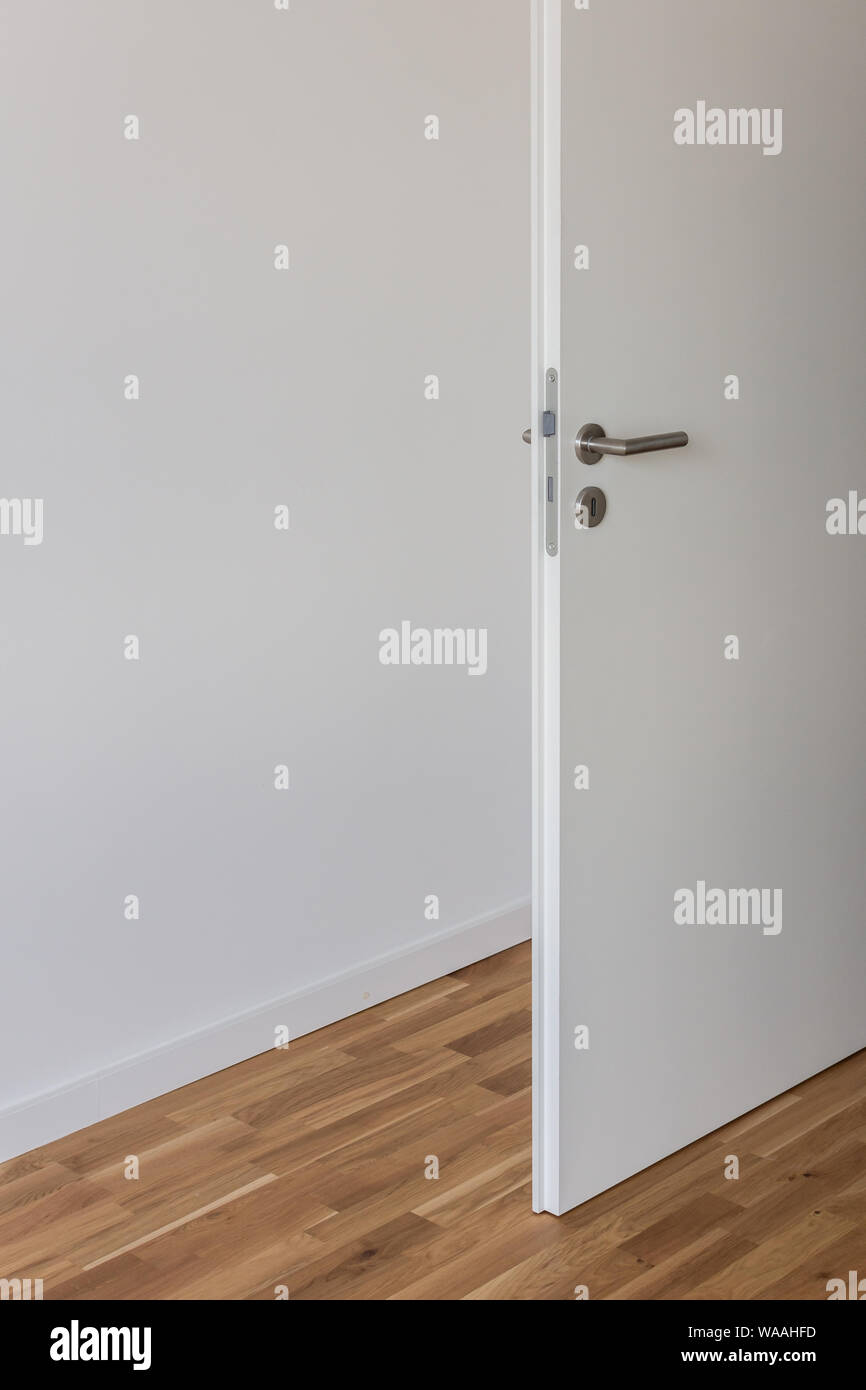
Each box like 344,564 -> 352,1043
530,0 -> 562,1217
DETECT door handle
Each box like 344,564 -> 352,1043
576,423 -> 688,465
523,428 -> 532,444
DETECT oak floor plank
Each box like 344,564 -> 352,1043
302,1114 -> 532,1250
608,1229 -> 757,1302
686,1210 -> 857,1300
716,1140 -> 866,1242
0,1162 -> 78,1218
463,1227 -> 649,1301
620,1193 -> 743,1265
1,942 -> 863,1301
756,1230 -> 866,1300
392,984 -> 531,1053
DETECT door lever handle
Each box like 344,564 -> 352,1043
576,423 -> 688,465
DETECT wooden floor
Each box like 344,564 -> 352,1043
2,942 -> 864,1300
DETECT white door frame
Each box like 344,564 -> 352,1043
530,0 -> 563,1217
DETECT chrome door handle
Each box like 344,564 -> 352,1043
576,423 -> 688,465
523,428 -> 532,444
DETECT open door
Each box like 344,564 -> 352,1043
531,0 -> 866,1215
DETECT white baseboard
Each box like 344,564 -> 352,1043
0,899 -> 530,1165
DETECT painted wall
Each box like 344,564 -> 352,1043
0,0 -> 530,1157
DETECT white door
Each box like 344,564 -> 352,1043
531,0 -> 866,1215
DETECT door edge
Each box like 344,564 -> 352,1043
531,0 -> 563,1217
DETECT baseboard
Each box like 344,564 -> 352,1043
0,899 -> 530,1164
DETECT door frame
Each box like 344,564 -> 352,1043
530,0 -> 563,1217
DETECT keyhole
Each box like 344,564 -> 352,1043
576,487 -> 606,529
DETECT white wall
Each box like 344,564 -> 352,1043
0,0 -> 530,1159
